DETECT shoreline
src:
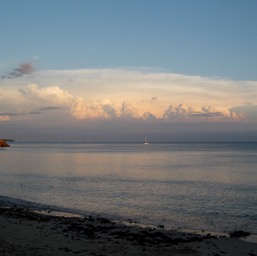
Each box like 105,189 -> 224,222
1,203 -> 257,256
1,195 -> 256,238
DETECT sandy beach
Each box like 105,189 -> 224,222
0,204 -> 256,256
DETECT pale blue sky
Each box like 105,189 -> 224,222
1,0 -> 257,142
1,0 -> 257,79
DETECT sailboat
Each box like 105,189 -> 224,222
144,136 -> 149,145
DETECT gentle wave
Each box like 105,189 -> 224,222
1,142 -> 257,234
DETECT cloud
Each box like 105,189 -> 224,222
228,110 -> 246,121
0,114 -> 10,121
70,97 -> 111,119
1,62 -> 35,79
143,112 -> 157,120
38,106 -> 62,111
230,104 -> 257,121
28,68 -> 257,118
162,103 -> 245,122
28,111 -> 41,115
1,83 -> 122,121
1,68 -> 257,125
0,84 -> 74,121
120,101 -> 139,119
69,99 -> 140,120
19,84 -> 73,107
163,104 -> 193,121
102,103 -> 117,119
0,82 -> 252,123
0,110 -> 39,121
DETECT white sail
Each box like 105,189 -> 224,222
144,136 -> 149,144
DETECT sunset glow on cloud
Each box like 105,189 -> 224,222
1,68 -> 257,125
1,1 -> 257,141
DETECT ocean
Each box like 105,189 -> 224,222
0,142 -> 257,235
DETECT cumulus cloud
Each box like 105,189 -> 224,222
70,97 -> 109,119
19,84 -> 73,107
1,83 -> 140,121
1,67 -> 256,124
143,112 -> 157,120
120,101 -> 139,119
163,104 -> 190,121
0,82 -> 252,123
228,110 -> 246,121
20,84 -> 68,99
22,68 -> 256,111
191,106 -> 225,118
1,62 -> 35,79
70,100 -> 141,120
0,84 -> 74,120
229,104 -> 257,121
102,103 -> 117,119
162,103 -> 245,122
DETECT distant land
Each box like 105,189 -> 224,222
0,139 -> 13,147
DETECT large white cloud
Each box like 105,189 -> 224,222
70,97 -> 115,120
28,68 -> 257,106
19,83 -> 73,106
1,68 -> 257,123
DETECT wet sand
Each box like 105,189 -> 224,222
0,204 -> 257,256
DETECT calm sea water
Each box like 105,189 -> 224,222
0,142 -> 257,234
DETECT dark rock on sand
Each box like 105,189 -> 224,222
96,217 -> 112,224
1,204 -> 257,256
229,230 -> 250,238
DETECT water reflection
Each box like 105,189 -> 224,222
1,143 -> 257,233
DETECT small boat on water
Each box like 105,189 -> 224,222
144,136 -> 149,145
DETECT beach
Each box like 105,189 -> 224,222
1,204 -> 257,256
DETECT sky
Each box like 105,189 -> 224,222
1,0 -> 257,142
